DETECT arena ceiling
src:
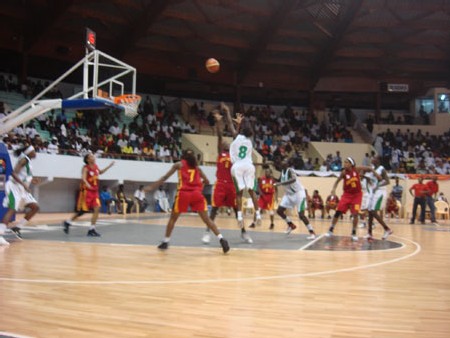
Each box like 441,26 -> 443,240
1,0 -> 450,109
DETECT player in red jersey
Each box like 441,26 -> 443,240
385,192 -> 400,219
310,189 -> 325,219
249,166 -> 277,229
145,149 -> 230,253
63,153 -> 114,237
325,157 -> 378,241
202,111 -> 237,244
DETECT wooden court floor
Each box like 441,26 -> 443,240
1,212 -> 449,338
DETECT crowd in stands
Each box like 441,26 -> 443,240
239,104 -> 354,170
1,93 -> 199,163
0,73 -> 63,99
369,128 -> 450,175
1,72 -> 450,175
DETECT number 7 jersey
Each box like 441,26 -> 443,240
178,159 -> 203,191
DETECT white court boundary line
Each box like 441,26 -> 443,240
0,331 -> 34,338
0,235 -> 421,285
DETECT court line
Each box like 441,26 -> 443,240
0,235 -> 421,285
298,234 -> 323,250
0,331 -> 34,338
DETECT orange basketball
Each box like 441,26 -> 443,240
205,58 -> 220,73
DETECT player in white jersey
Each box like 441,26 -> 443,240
358,170 -> 377,228
274,158 -> 316,239
0,145 -> 40,246
364,155 -> 393,240
224,103 -> 260,243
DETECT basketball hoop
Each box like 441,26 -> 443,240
114,94 -> 141,118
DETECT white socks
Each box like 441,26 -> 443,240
16,218 -> 28,228
237,211 -> 243,221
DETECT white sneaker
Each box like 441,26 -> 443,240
382,229 -> 393,240
202,232 -> 211,244
241,232 -> 253,244
358,222 -> 366,228
285,222 -> 297,235
306,234 -> 316,240
0,236 -> 10,246
363,234 -> 374,240
351,235 -> 358,242
324,231 -> 334,237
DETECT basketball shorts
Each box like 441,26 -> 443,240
3,180 -> 37,211
368,189 -> 387,211
337,191 -> 362,214
174,189 -> 207,213
231,162 -> 256,191
212,181 -> 236,208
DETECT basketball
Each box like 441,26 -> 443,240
205,58 -> 220,73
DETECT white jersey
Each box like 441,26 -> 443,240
279,167 -> 306,210
367,165 -> 388,211
12,153 -> 33,188
366,165 -> 387,192
230,134 -> 253,164
280,168 -> 303,195
3,153 -> 36,211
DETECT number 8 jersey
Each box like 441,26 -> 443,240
230,134 -> 253,164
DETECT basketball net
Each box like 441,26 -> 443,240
114,94 -> 141,118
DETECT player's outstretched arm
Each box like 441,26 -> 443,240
144,162 -> 181,192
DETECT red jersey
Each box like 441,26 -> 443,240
386,196 -> 399,213
84,164 -> 100,192
312,195 -> 323,207
342,168 -> 361,194
426,181 -> 439,196
178,159 -> 203,191
216,152 -> 233,182
258,176 -> 275,195
411,183 -> 427,197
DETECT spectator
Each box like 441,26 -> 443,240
437,192 -> 448,203
425,176 -> 439,225
100,186 -> 117,214
116,184 -> 134,214
133,185 -> 148,213
409,177 -> 427,225
47,137 -> 59,154
153,185 -> 171,212
391,177 -> 403,202
159,145 -> 171,162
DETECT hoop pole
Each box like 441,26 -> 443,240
83,47 -> 90,99
132,71 -> 136,95
93,50 -> 99,98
